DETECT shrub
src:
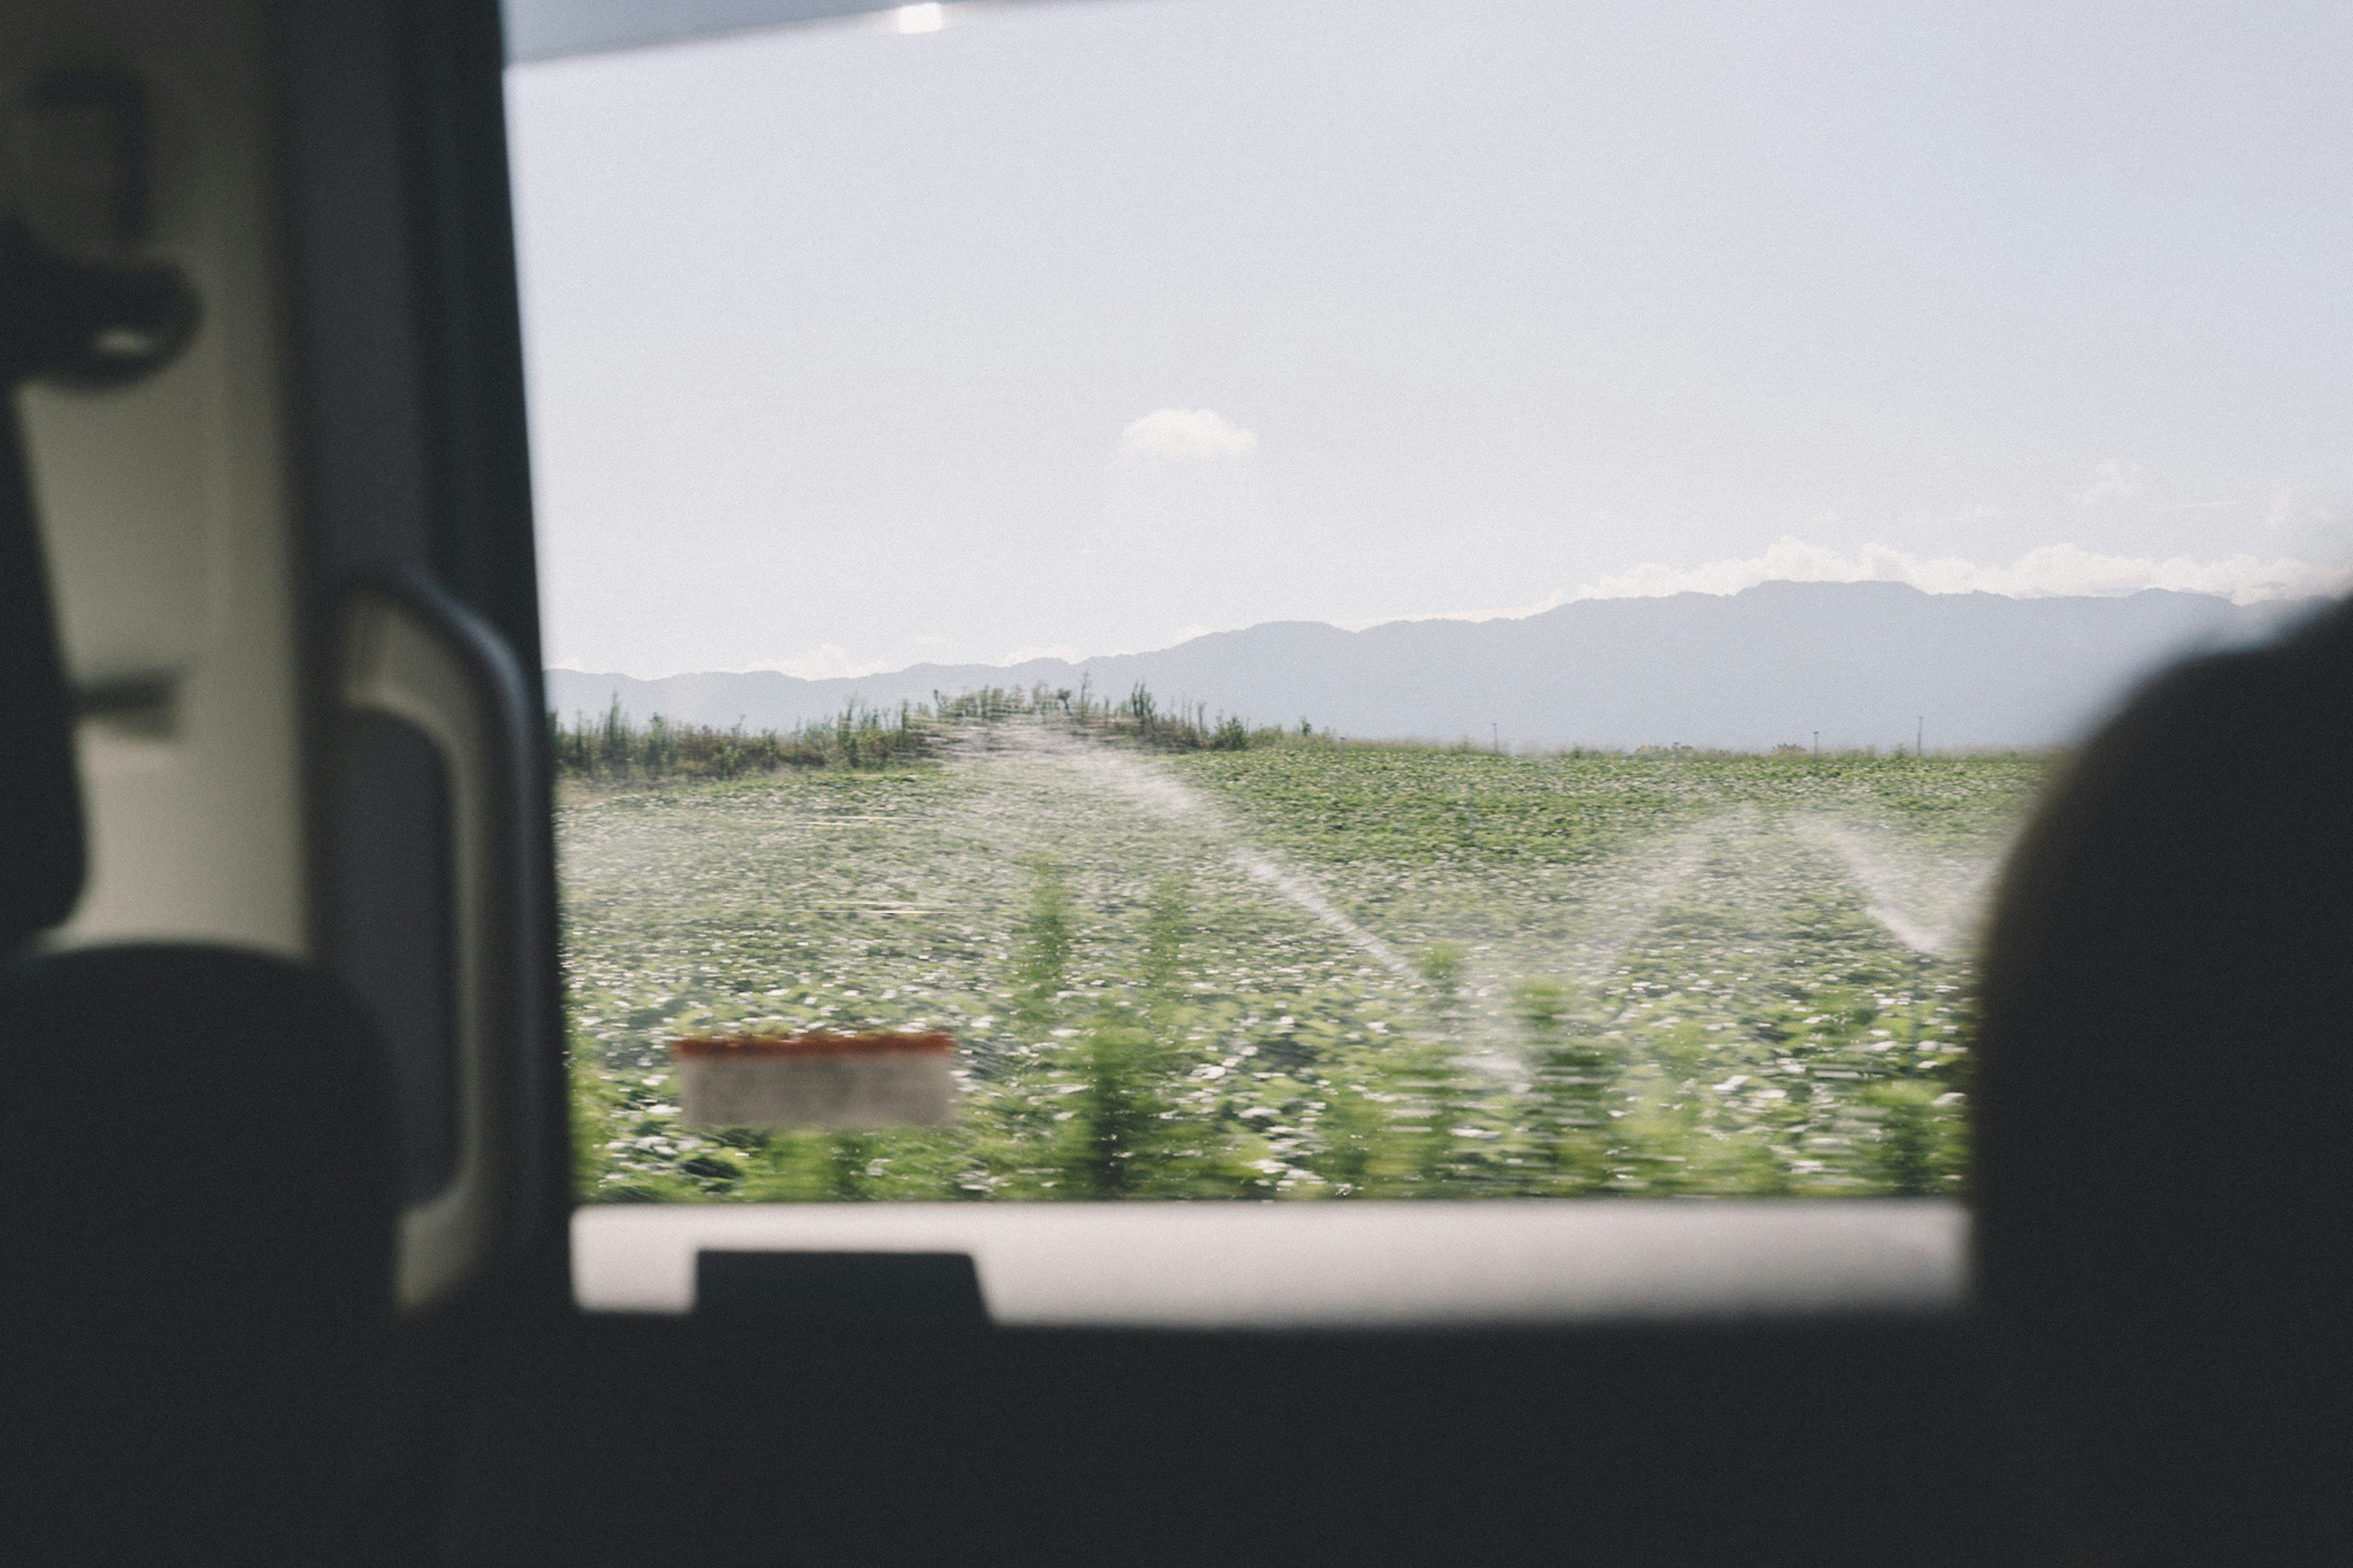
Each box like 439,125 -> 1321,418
550,682 -> 1301,781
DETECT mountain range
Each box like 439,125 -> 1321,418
547,581 -> 2326,751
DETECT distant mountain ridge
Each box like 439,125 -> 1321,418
547,581 -> 2325,751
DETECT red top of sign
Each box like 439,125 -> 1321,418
671,1031 -> 956,1059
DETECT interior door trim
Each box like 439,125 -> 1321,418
339,571 -> 547,1312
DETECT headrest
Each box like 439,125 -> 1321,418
1975,594 -> 2353,1558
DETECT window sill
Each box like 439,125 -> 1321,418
572,1199 -> 1966,1328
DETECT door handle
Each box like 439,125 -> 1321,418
338,574 -> 545,1312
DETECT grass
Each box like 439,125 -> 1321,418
549,680 -> 1302,783
559,721 -> 2051,1202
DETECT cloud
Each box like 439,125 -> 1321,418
1351,538 -> 2349,632
1116,407 -> 1258,461
2076,460 -> 2143,506
1567,536 -> 2353,607
755,643 -> 893,681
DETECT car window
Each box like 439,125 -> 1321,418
507,0 -> 2351,1212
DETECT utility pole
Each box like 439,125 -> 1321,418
1916,716 -> 1923,756
1813,730 -> 1819,757
1491,722 -> 1500,753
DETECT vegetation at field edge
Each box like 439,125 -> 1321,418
549,679 -> 1311,784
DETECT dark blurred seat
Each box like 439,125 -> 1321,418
0,948 -> 400,1564
2,228 -> 398,1565
1977,599 -> 2353,1566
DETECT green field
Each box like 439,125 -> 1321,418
561,727 -> 2052,1202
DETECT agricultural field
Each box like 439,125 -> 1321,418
561,725 -> 2053,1202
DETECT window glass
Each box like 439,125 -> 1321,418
510,0 -> 2350,1205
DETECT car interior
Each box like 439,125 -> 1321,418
2,1 -> 2345,1563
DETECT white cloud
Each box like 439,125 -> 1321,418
1566,536 -> 2353,607
1359,536 -> 2351,630
2076,460 -> 2143,506
755,643 -> 893,681
1116,407 -> 1258,461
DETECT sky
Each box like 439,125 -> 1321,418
507,0 -> 2353,678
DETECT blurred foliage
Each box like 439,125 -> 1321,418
563,741 -> 2045,1202
550,680 -> 1302,784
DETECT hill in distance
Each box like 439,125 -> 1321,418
547,580 -> 2327,752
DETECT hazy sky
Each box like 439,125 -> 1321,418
509,0 -> 2353,678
